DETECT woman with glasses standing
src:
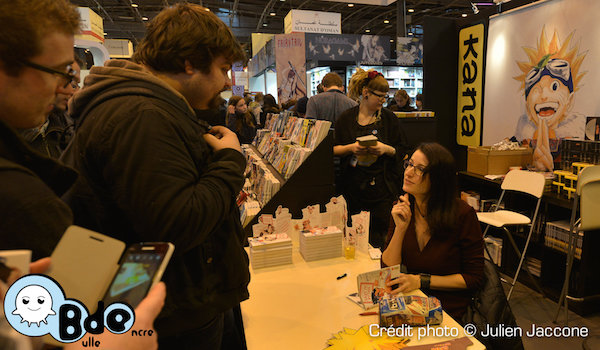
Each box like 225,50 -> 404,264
334,69 -> 409,249
381,143 -> 484,321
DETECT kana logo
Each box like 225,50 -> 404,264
4,274 -> 135,343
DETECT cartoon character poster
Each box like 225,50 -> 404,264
483,0 -> 600,171
275,33 -> 307,104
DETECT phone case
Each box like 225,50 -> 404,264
48,226 -> 125,312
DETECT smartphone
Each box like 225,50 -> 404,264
103,242 -> 174,308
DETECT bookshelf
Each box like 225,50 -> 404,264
458,171 -> 600,316
241,114 -> 335,236
346,65 -> 423,100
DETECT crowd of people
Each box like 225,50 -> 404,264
0,1 -> 482,349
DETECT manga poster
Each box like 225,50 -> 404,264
275,33 -> 307,104
483,0 -> 599,171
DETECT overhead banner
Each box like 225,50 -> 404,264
483,0 -> 598,171
284,9 -> 341,34
457,23 -> 484,147
76,7 -> 104,43
305,33 -> 390,64
396,37 -> 423,66
275,33 -> 307,104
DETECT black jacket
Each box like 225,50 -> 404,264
61,60 -> 250,336
18,110 -> 74,159
0,119 -> 75,260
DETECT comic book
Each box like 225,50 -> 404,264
355,265 -> 402,309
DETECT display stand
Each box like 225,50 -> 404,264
458,171 -> 600,315
243,133 -> 334,235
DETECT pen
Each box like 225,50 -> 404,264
360,311 -> 378,316
337,273 -> 347,280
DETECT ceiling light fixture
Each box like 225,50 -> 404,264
142,16 -> 148,21
270,12 -> 276,16
131,3 -> 138,8
408,9 -> 414,13
390,39 -> 394,42
205,8 -> 210,11
383,19 -> 390,24
348,3 -> 354,7
103,32 -> 107,35
263,23 -> 268,27
462,13 -> 468,17
408,32 -> 413,36
365,29 -> 370,33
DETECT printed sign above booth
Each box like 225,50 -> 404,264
284,10 -> 341,34
305,33 -> 390,65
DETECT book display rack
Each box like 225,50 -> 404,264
240,112 -> 335,236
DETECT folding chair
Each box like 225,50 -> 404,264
477,170 -> 546,301
553,165 -> 600,324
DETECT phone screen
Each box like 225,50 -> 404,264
103,244 -> 171,308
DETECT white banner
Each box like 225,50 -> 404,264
483,0 -> 600,170
284,10 -> 341,34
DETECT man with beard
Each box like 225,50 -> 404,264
61,3 -> 249,348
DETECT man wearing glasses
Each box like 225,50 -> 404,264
18,57 -> 82,159
0,0 -> 80,259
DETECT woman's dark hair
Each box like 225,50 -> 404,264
227,96 -> 254,133
263,94 -> 280,112
413,142 -> 458,238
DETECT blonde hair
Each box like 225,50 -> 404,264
347,68 -> 389,102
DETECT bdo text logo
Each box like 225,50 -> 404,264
3,274 -> 135,343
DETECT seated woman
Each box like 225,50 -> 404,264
381,142 -> 484,320
226,96 -> 257,144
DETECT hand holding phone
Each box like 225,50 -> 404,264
103,243 -> 174,308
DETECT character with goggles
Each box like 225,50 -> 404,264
515,55 -> 585,171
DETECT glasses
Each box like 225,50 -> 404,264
525,58 -> 573,97
368,90 -> 388,100
23,61 -> 77,89
403,159 -> 427,176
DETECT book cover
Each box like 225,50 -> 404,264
356,265 -> 402,309
355,135 -> 378,166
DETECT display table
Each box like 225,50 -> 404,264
241,249 -> 485,349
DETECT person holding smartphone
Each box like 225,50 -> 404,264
381,143 -> 484,321
0,258 -> 166,350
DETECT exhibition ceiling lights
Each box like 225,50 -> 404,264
71,0 -> 495,51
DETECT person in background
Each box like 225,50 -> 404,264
415,93 -> 424,111
61,3 -> 250,348
282,98 -> 297,111
227,95 -> 257,144
294,96 -> 308,118
0,0 -> 79,260
259,93 -> 280,127
334,69 -> 409,249
305,72 -> 357,128
18,55 -> 82,159
388,89 -> 415,112
381,142 -> 484,321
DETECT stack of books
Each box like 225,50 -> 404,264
248,233 -> 293,269
299,226 -> 343,262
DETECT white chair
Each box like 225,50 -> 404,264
477,170 -> 546,301
553,165 -> 600,324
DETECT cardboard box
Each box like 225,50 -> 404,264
467,146 -> 533,175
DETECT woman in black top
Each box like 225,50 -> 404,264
226,96 -> 256,144
334,69 -> 409,248
388,89 -> 415,112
